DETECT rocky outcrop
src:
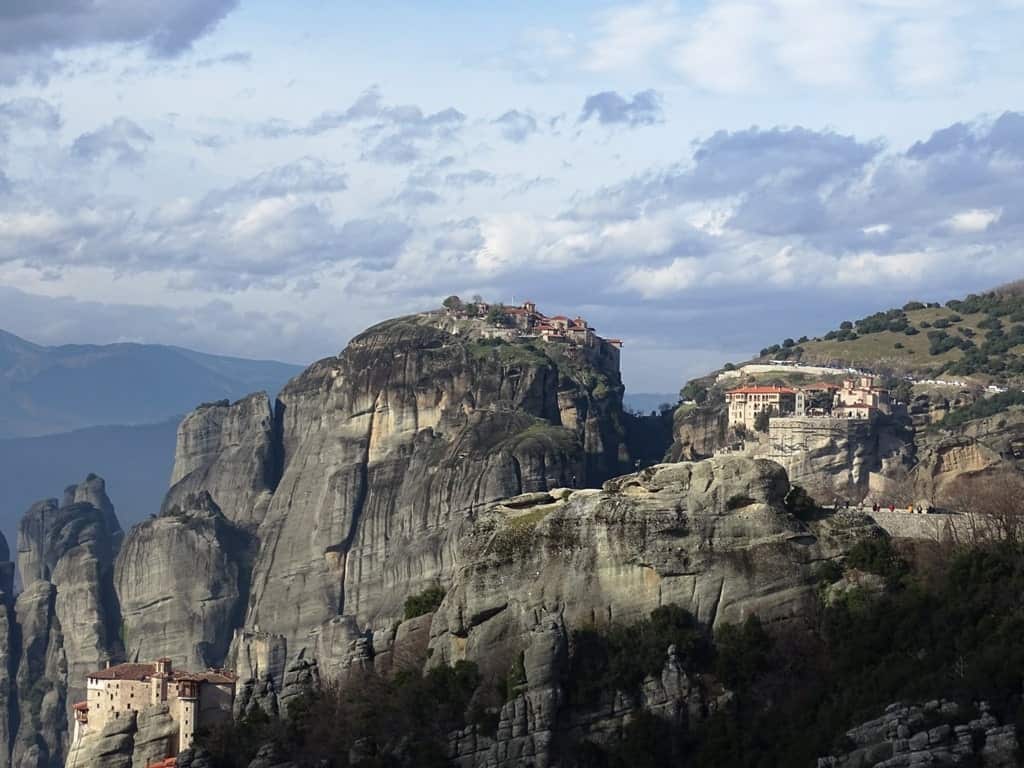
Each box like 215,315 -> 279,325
238,316 -> 630,662
13,476 -> 123,768
819,699 -> 1020,767
428,457 -> 836,685
911,407 -> 1024,498
758,416 -> 915,501
163,394 -> 279,529
63,703 -> 180,768
64,710 -> 136,768
668,403 -> 730,461
0,535 -> 15,768
116,492 -> 255,670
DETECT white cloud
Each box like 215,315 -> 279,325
620,257 -> 701,297
890,19 -> 965,89
584,1 -> 681,72
947,208 -> 1002,233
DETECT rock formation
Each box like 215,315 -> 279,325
428,457 -> 837,682
116,492 -> 255,670
162,393 -> 279,530
819,699 -> 1020,767
235,316 -> 629,660
0,534 -> 16,768
668,403 -> 731,462
12,476 -> 124,768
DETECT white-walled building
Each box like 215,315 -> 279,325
725,386 -> 798,428
75,659 -> 236,755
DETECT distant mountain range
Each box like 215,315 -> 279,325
0,419 -> 178,551
0,329 -> 304,439
0,329 -> 305,547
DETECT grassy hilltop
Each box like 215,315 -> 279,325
748,280 -> 1024,384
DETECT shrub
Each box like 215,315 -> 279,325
568,606 -> 712,706
404,585 -> 447,619
846,536 -> 908,581
754,407 -> 774,433
714,615 -> 773,692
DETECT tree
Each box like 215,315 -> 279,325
486,305 -> 511,326
840,321 -> 853,330
442,295 -> 463,311
782,338 -> 795,348
754,406 -> 774,433
680,380 -> 708,404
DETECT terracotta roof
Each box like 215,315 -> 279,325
90,662 -> 236,685
90,663 -> 156,681
727,386 -> 797,395
73,701 -> 88,712
177,671 -> 237,685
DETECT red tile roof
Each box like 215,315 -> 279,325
727,386 -> 797,395
90,663 -> 156,681
89,663 -> 237,685
73,701 -> 88,712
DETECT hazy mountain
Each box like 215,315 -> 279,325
0,329 -> 303,438
0,419 -> 178,553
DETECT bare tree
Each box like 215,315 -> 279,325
939,471 -> 1024,546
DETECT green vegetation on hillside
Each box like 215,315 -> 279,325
197,537 -> 1024,768
937,390 -> 1024,428
752,284 -> 1024,381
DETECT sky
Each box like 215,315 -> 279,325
0,1 -> 1023,393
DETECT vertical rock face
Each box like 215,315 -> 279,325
162,393 -> 279,530
242,317 -> 630,657
428,457 -> 828,683
12,476 -> 123,768
0,534 -> 16,768
115,492 -> 255,670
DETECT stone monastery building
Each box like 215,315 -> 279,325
726,376 -> 892,429
74,658 -> 236,754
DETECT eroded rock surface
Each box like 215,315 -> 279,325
241,316 -> 630,658
116,491 -> 255,669
13,476 -> 123,768
819,699 -> 1020,767
429,457 -> 833,682
163,393 -> 279,530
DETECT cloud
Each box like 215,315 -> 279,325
71,118 -> 154,166
256,86 -> 466,165
579,90 -> 663,127
947,209 -> 1002,233
584,2 -> 680,72
0,285 -> 333,368
220,157 -> 348,199
0,98 -> 62,142
193,134 -> 232,150
581,0 -> 977,95
0,156 -> 377,291
445,170 -> 496,189
494,110 -> 539,143
195,50 -> 252,69
0,0 -> 240,82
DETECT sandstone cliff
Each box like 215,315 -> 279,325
12,476 -> 124,768
0,534 -> 15,768
116,491 -> 255,670
162,393 -> 279,530
233,317 -> 629,658
428,457 -> 839,681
